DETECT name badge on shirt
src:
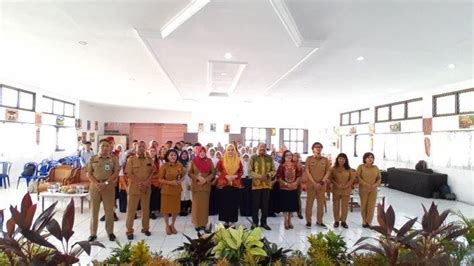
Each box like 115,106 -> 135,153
105,164 -> 111,171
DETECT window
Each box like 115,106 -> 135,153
433,88 -> 474,117
0,84 -> 36,111
375,98 -> 422,122
243,127 -> 270,147
42,96 -> 75,118
340,108 -> 370,126
280,128 -> 308,153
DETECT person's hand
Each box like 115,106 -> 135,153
96,182 -> 105,191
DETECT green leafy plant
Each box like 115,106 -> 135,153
307,233 -> 334,266
288,250 -> 307,266
105,241 -> 133,264
259,237 -> 293,265
212,224 -> 266,263
173,231 -> 216,265
148,251 -> 178,266
307,231 -> 349,265
0,193 -> 104,265
130,240 -> 152,265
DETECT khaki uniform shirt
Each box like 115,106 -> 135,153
86,154 -> 119,182
305,155 -> 331,184
356,164 -> 381,192
125,155 -> 155,195
158,162 -> 184,196
330,167 -> 356,195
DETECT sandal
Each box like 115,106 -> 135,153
165,225 -> 172,235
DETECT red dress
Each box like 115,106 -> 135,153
216,160 -> 243,189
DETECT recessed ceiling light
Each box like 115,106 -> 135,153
448,64 -> 456,69
356,56 -> 365,61
129,77 -> 135,81
224,52 -> 232,60
220,72 -> 228,76
146,91 -> 152,95
78,41 -> 88,45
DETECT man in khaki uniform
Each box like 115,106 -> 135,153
125,141 -> 156,239
87,139 -> 119,242
305,142 -> 331,228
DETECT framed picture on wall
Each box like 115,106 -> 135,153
35,113 -> 42,126
89,132 -> 96,142
5,109 -> 18,122
94,121 -> 99,131
87,120 -> 91,130
56,116 -> 65,126
81,132 -> 87,143
224,124 -> 230,133
75,118 -> 82,129
210,123 -> 216,132
198,123 -> 204,133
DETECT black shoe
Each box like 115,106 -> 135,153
297,213 -> 304,219
316,223 -> 327,228
150,213 -> 157,220
88,235 -> 97,242
251,223 -> 258,230
334,222 -> 339,228
127,234 -> 134,240
113,213 -> 118,222
341,222 -> 349,229
100,215 -> 105,222
362,224 -> 370,228
142,230 -> 151,236
261,224 -> 271,231
224,223 -> 230,229
108,234 -> 116,241
306,222 -> 311,229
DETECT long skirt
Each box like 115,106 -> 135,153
269,182 -> 281,214
218,186 -> 240,223
209,185 -> 219,215
279,189 -> 298,212
150,186 -> 161,212
161,194 -> 180,215
192,191 -> 210,227
239,178 -> 252,216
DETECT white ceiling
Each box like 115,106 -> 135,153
0,0 -> 472,111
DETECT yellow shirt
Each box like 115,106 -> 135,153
249,155 -> 276,190
125,155 -> 155,195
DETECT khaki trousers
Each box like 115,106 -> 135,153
126,192 -> 151,234
359,190 -> 377,225
90,183 -> 115,236
305,187 -> 326,224
332,193 -> 350,223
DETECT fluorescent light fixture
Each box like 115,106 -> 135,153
224,52 -> 233,60
78,41 -> 88,45
221,72 -> 228,76
357,56 -> 365,61
448,64 -> 455,69
160,0 -> 210,39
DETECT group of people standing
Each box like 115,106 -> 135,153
85,138 -> 381,242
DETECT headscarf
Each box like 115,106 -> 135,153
179,150 -> 190,168
223,144 -> 240,175
208,147 -> 216,158
192,146 -> 212,173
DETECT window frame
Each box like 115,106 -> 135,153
0,84 -> 36,112
375,98 -> 423,123
340,108 -> 370,126
42,96 -> 76,118
241,127 -> 271,148
279,128 -> 309,154
433,88 -> 474,117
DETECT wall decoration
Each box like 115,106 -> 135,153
198,123 -> 204,133
35,112 -> 42,127
77,135 -> 82,142
210,123 -> 216,132
87,120 -> 91,130
368,124 -> 375,134
271,128 -> 276,136
5,109 -> 18,122
94,121 -> 99,131
75,118 -> 82,129
81,132 -> 87,142
56,116 -> 65,126
224,124 -> 230,133
390,122 -> 401,132
349,126 -> 357,134
459,115 -> 474,129
89,132 -> 96,142
423,118 -> 432,135
424,137 -> 431,157
36,128 -> 40,145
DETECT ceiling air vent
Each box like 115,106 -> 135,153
209,92 -> 229,97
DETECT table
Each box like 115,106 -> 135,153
39,192 -> 89,214
387,168 -> 447,198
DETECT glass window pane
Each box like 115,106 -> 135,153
297,142 -> 303,153
53,100 -> 64,115
350,111 -> 360,124
391,103 -> 405,120
246,140 -> 252,147
42,98 -> 53,113
1,87 -> 18,107
19,92 -> 34,110
284,141 -> 290,149
259,129 -> 266,141
291,129 -> 297,141
342,114 -> 349,125
377,106 -> 389,121
64,103 -> 74,117
408,100 -> 423,118
284,129 -> 290,140
297,129 -> 304,141
252,128 -> 259,139
459,91 -> 474,113
436,95 -> 455,115
246,128 -> 252,139
360,110 -> 369,123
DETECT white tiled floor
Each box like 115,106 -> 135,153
1,185 -> 473,265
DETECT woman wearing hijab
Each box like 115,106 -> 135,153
148,146 -> 161,220
189,146 -> 216,231
216,144 -> 243,227
208,148 -> 220,215
239,153 -> 252,216
158,149 -> 184,235
178,150 -> 191,216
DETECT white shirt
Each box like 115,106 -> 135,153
181,175 -> 192,201
241,159 -> 250,178
80,149 -> 95,165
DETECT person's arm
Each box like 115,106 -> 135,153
109,157 -> 120,183
188,162 -> 198,180
145,161 -> 156,184
158,165 -> 170,185
125,157 -> 137,183
267,158 -> 277,180
356,165 -> 369,187
322,159 -> 331,183
305,158 -> 317,185
85,160 -> 100,187
205,163 -> 216,183
374,166 -> 382,187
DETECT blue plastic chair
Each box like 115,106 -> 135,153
36,160 -> 55,181
0,161 -> 12,189
17,162 -> 37,189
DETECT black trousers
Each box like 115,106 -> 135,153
150,186 -> 161,212
118,189 -> 128,213
252,189 -> 270,225
239,178 -> 252,216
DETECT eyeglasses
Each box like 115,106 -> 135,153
314,146 -> 322,149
